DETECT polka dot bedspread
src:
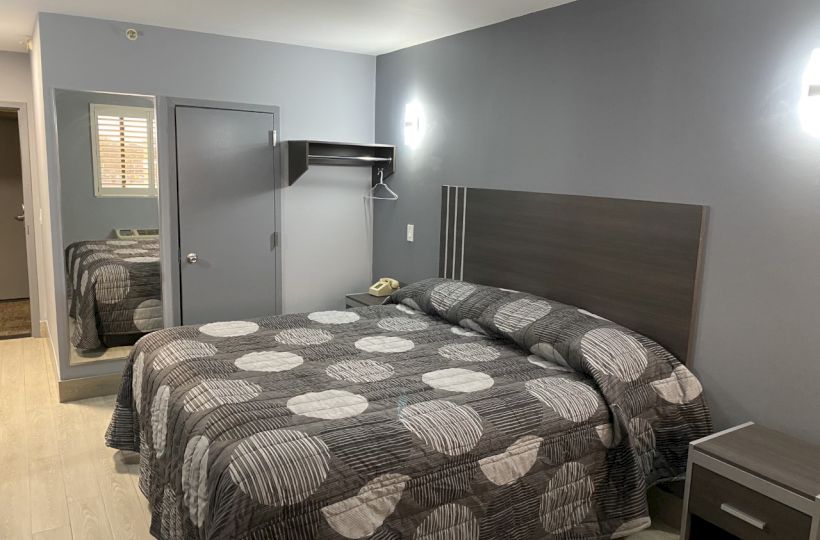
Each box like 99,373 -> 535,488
66,238 -> 162,351
105,278 -> 711,539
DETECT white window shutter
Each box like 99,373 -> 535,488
90,104 -> 158,197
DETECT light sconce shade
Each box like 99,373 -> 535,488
404,101 -> 424,148
800,49 -> 820,138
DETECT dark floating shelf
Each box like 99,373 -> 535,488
284,140 -> 396,186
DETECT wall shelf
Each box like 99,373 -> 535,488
284,140 -> 396,186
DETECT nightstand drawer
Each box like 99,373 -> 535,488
689,465 -> 813,539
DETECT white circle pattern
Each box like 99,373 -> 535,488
326,359 -> 395,383
183,379 -> 263,413
182,435 -> 210,527
134,299 -> 162,332
92,264 -> 130,304
580,328 -> 648,382
228,429 -> 330,507
152,340 -> 218,371
200,321 -> 259,338
540,462 -> 594,534
438,342 -> 500,363
275,328 -> 333,346
400,400 -> 483,456
422,368 -> 494,393
125,256 -> 160,263
525,377 -> 602,422
308,311 -> 360,324
355,336 -> 415,353
415,504 -> 479,540
377,317 -> 429,332
493,298 -> 552,333
235,351 -> 304,372
430,282 -> 476,313
287,389 -> 369,419
395,304 -> 418,315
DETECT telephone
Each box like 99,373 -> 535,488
369,277 -> 400,297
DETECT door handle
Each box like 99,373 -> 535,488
14,203 -> 24,222
186,253 -> 198,264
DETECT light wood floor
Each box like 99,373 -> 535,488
0,337 -> 151,540
0,336 -> 679,539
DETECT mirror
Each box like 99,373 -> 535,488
55,89 -> 163,365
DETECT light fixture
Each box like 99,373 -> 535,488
799,49 -> 820,138
404,101 -> 424,148
125,28 -> 139,41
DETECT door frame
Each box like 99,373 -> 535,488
157,97 -> 282,326
0,101 -> 40,336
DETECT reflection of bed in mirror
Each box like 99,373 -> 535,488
66,237 -> 162,352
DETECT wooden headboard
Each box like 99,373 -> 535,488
439,186 -> 708,365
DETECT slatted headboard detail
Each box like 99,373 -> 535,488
439,186 -> 708,365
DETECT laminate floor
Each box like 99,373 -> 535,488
0,336 -> 680,539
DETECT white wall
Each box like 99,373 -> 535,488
29,25 -> 61,375
32,13 -> 376,380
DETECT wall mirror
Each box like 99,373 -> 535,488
55,89 -> 163,366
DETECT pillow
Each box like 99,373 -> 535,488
391,278 -> 686,385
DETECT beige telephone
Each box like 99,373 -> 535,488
369,277 -> 400,297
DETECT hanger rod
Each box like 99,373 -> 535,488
308,154 -> 392,163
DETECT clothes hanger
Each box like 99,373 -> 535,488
365,168 -> 398,201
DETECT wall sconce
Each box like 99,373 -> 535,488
404,101 -> 424,148
800,49 -> 820,138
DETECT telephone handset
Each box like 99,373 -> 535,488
369,277 -> 400,297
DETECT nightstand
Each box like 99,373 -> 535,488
345,293 -> 389,309
681,422 -> 820,539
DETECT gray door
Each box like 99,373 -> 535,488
176,106 -> 276,324
0,113 -> 29,300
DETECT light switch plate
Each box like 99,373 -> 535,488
406,224 -> 414,242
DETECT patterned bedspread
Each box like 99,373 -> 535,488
66,238 -> 162,351
106,278 -> 710,539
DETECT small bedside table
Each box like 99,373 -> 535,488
681,422 -> 820,540
345,293 -> 389,309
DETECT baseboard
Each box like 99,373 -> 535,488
58,372 -> 122,402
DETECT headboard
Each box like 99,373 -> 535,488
439,186 -> 707,365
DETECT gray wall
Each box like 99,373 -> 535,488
36,13 -> 375,380
374,0 -> 820,443
0,114 -> 29,299
55,89 -> 159,247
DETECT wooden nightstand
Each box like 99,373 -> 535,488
345,293 -> 389,309
681,422 -> 820,539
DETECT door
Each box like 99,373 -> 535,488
176,106 -> 276,324
0,111 -> 29,300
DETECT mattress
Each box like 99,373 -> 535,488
106,278 -> 711,539
66,238 -> 162,351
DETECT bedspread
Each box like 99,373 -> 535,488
106,279 -> 710,539
66,238 -> 162,351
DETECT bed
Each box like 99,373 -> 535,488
106,188 -> 711,539
106,279 -> 710,539
66,238 -> 162,351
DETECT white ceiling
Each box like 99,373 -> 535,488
0,0 -> 577,55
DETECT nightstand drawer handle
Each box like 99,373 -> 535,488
720,503 -> 767,530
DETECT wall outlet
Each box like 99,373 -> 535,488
406,224 -> 414,242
